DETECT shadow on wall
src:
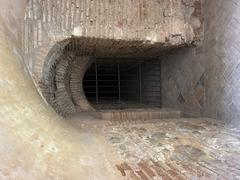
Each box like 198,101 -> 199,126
161,0 -> 240,128
161,46 -> 206,118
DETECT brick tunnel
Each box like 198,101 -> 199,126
40,38 -> 163,116
24,0 -> 203,117
1,0 -> 240,179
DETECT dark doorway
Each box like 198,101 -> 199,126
83,58 -> 161,110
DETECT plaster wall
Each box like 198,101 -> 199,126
0,1 -> 121,179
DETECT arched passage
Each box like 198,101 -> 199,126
40,38 -> 162,116
40,39 -> 94,116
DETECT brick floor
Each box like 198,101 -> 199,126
69,116 -> 240,179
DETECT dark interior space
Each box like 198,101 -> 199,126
83,58 -> 161,110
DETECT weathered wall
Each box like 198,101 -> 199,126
162,0 -> 240,127
0,1 -> 122,179
24,0 -> 203,83
23,0 -> 203,115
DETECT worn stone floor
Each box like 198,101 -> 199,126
68,114 -> 240,180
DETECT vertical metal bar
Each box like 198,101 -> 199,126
139,63 -> 142,104
159,60 -> 161,108
118,63 -> 121,103
95,61 -> 99,104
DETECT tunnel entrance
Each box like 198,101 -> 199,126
83,58 -> 161,110
40,38 -> 162,116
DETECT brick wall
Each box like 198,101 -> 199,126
24,0 -> 203,84
162,0 -> 240,127
23,0 -> 203,115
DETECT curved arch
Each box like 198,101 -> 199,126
70,57 -> 94,111
40,39 -> 94,116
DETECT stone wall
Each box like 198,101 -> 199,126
162,0 -> 240,127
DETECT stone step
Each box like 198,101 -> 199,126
98,108 -> 181,121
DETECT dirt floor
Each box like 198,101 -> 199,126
68,114 -> 240,180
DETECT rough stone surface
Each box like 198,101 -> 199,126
161,0 -> 240,127
69,116 -> 240,179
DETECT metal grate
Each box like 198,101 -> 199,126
83,58 -> 161,109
